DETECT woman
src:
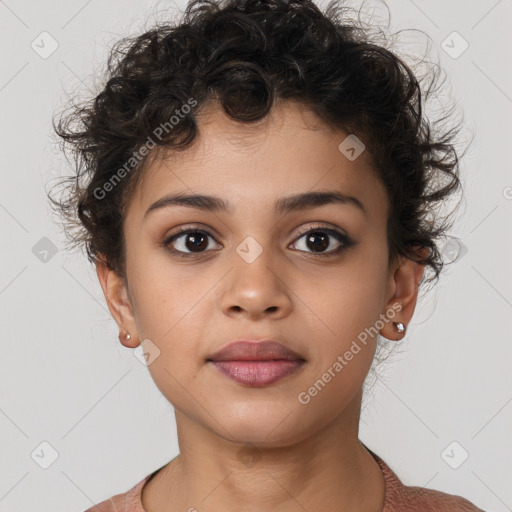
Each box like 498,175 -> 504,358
50,0 -> 484,510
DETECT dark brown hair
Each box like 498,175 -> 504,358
48,0 -> 466,293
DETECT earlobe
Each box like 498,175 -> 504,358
380,250 -> 426,341
95,258 -> 139,347
118,331 -> 138,348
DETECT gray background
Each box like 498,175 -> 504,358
0,0 -> 511,511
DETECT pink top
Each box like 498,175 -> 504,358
83,447 -> 485,511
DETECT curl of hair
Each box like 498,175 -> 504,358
48,0 -> 467,296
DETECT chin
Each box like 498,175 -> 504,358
212,409 -> 314,448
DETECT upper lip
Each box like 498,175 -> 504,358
207,340 -> 305,362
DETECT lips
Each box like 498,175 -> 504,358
207,340 -> 305,362
207,340 -> 306,387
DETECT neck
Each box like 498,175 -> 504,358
142,389 -> 385,512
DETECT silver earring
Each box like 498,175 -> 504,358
126,333 -> 131,340
395,322 -> 405,334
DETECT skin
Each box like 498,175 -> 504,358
96,99 -> 426,512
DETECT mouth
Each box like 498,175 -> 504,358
206,340 -> 306,387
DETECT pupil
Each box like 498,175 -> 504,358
307,232 -> 328,252
186,233 -> 208,252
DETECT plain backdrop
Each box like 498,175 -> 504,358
0,0 -> 511,511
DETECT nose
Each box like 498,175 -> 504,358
219,251 -> 293,320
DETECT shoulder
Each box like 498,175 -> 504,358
390,483 -> 486,511
81,474 -> 150,512
365,446 -> 486,512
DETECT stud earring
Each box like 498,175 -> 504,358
394,322 -> 405,334
119,332 -> 131,342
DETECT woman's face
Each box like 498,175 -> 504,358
119,100 -> 396,446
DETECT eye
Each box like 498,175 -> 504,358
289,225 -> 353,256
163,227 -> 221,257
162,224 -> 354,259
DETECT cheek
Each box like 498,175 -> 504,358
299,243 -> 387,385
297,295 -> 379,419
308,263 -> 387,348
324,286 -> 383,349
128,254 -> 200,336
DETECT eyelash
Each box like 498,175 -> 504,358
162,224 -> 354,259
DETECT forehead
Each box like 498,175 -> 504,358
127,101 -> 388,224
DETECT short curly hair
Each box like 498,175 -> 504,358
49,0 -> 466,293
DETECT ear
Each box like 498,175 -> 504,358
380,246 -> 427,341
96,257 -> 140,348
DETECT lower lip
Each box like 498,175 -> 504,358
209,360 -> 305,387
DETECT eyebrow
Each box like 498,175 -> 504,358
144,190 -> 368,220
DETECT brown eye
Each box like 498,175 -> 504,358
304,231 -> 329,252
164,228 -> 220,256
290,227 -> 352,256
